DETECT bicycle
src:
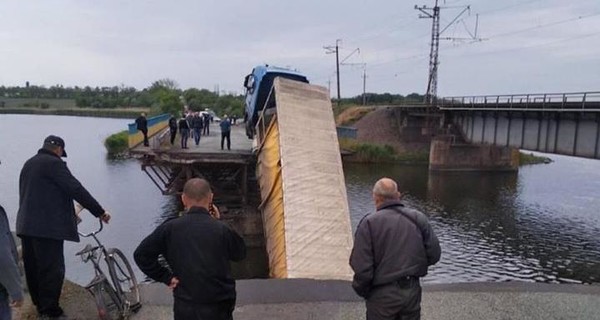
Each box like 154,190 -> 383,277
77,219 -> 142,319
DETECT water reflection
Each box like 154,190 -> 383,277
344,162 -> 600,284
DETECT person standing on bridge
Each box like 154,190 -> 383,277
202,112 -> 211,136
17,135 -> 111,319
134,178 -> 246,320
350,177 -> 441,320
169,114 -> 178,145
135,112 -> 149,147
220,115 -> 232,151
191,112 -> 204,146
178,114 -> 190,149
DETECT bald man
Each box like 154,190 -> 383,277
134,178 -> 246,320
350,178 -> 441,320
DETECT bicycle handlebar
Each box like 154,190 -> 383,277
78,218 -> 104,238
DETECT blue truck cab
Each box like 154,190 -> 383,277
243,65 -> 309,139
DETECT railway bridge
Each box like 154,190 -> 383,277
390,91 -> 600,170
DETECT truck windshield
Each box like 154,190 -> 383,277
255,73 -> 308,114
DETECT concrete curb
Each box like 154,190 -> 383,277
140,279 -> 600,307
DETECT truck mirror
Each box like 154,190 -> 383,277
244,75 -> 255,91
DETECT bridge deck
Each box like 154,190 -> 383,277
130,124 -> 257,197
130,124 -> 254,163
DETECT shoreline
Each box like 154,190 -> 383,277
0,107 -> 148,119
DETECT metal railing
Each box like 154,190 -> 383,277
439,91 -> 600,111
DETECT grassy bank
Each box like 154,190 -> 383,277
520,152 -> 552,165
104,130 -> 129,157
335,105 -> 375,126
0,107 -> 149,119
340,138 -> 429,164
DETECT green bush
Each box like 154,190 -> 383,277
519,152 -> 551,165
353,143 -> 396,163
104,131 -> 129,155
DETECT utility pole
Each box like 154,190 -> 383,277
362,65 -> 367,106
324,39 -> 342,104
416,0 -> 441,106
415,1 -> 475,106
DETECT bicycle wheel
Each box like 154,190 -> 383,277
86,274 -> 121,320
106,248 -> 141,316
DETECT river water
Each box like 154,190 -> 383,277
1,114 -> 599,285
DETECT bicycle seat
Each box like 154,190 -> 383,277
76,244 -> 96,256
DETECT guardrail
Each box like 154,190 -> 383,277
128,113 -> 170,148
439,91 -> 600,111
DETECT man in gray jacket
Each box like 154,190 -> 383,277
0,205 -> 23,320
350,178 -> 441,320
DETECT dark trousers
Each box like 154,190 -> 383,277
221,132 -> 230,150
366,278 -> 421,320
170,129 -> 177,145
180,129 -> 189,148
193,128 -> 202,145
140,129 -> 149,146
0,289 -> 11,320
21,236 -> 65,317
174,298 -> 234,320
203,123 -> 210,135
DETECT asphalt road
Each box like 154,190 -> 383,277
133,279 -> 600,320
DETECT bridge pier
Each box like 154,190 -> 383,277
429,137 -> 519,171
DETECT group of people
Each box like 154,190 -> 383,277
0,135 -> 247,320
169,112 -> 212,149
0,134 -> 441,320
166,112 -> 233,151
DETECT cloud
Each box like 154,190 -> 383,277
0,0 -> 598,97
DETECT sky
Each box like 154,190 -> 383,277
1,0 -> 599,98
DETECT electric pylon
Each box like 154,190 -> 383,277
416,1 -> 441,106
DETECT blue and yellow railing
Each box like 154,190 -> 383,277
127,114 -> 170,148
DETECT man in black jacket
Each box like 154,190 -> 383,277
134,178 -> 246,320
17,135 -> 111,319
191,113 -> 204,146
135,112 -> 149,146
350,178 -> 441,320
168,114 -> 178,145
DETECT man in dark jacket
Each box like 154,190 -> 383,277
134,178 -> 246,320
350,177 -> 441,320
17,135 -> 111,319
168,114 -> 178,145
202,112 -> 210,136
135,112 -> 149,146
178,115 -> 190,149
191,113 -> 204,146
220,115 -> 231,151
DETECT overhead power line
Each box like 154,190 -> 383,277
487,12 -> 600,39
444,30 -> 600,58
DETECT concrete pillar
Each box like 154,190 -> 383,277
429,138 -> 519,171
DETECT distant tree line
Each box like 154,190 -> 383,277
0,79 -> 246,118
340,92 -> 425,105
0,80 -> 424,117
